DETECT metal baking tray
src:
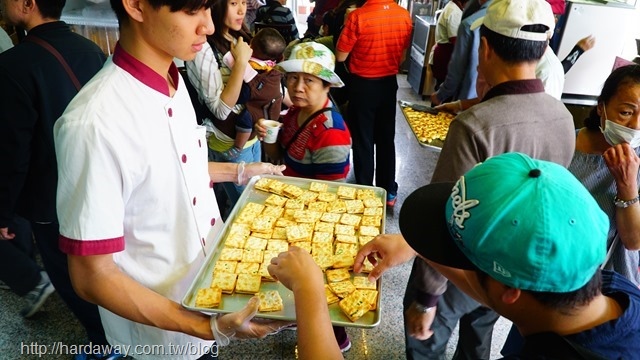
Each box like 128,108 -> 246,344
182,175 -> 386,328
399,100 -> 452,152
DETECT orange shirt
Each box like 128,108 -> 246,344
336,0 -> 412,78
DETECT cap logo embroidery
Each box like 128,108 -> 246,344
493,261 -> 511,278
449,177 -> 479,229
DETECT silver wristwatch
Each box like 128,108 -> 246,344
413,302 -> 434,313
614,195 -> 640,208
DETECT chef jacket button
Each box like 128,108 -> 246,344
210,218 -> 216,226
198,139 -> 202,148
168,108 -> 173,117
182,154 -> 187,163
209,180 -> 214,188
193,197 -> 197,206
201,237 -> 206,246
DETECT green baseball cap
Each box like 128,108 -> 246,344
400,152 -> 609,292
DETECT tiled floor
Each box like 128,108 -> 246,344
0,74 -> 511,359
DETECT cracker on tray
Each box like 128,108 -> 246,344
314,221 -> 335,234
267,239 -> 289,252
359,225 -> 380,237
251,216 -> 276,233
363,207 -> 383,216
235,274 -> 262,294
326,268 -> 351,283
287,224 -> 312,242
356,189 -> 377,200
261,205 -> 284,219
245,236 -> 268,251
211,272 -> 237,294
309,181 -> 329,193
284,199 -> 305,210
345,199 -> 364,214
335,224 -> 356,236
307,201 -> 328,213
312,231 -> 333,244
325,284 -> 340,305
336,186 -> 356,200
335,243 -> 358,257
224,232 -> 247,249
283,184 -> 305,199
359,289 -> 379,310
363,197 -> 384,208
361,215 -> 382,227
326,200 -> 347,214
340,213 -> 361,227
219,248 -> 243,262
271,227 -> 288,240
333,254 -> 355,269
242,249 -> 264,263
353,276 -> 377,290
339,290 -> 371,322
258,262 -> 275,281
294,241 -> 312,254
320,212 -> 341,223
335,234 -> 357,245
264,194 -> 288,207
257,290 -> 284,312
235,262 -> 260,275
254,177 -> 273,192
195,287 -> 222,308
329,280 -> 356,298
298,190 -> 319,205
214,261 -> 238,274
317,192 -> 338,202
268,179 -> 286,195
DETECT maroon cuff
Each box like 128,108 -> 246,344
415,290 -> 439,308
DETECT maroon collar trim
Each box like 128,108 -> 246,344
112,43 -> 180,97
482,79 -> 545,102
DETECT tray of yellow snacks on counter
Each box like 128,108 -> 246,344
398,100 -> 456,151
182,175 -> 386,328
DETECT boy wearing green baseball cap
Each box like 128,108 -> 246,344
398,152 -> 640,358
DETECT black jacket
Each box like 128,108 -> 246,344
0,21 -> 106,226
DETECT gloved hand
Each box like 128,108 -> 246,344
211,296 -> 292,345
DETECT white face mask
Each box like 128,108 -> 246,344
599,103 -> 640,148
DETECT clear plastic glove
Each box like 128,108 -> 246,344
211,296 -> 292,346
239,162 -> 286,185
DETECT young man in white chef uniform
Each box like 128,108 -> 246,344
53,0 -> 287,358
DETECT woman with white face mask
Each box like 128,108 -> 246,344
569,64 -> 640,286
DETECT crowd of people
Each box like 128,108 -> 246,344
1,0 -> 639,358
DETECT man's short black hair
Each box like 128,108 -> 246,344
480,24 -> 548,64
110,0 -> 213,25
35,0 -> 66,19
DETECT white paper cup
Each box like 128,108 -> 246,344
262,120 -> 282,144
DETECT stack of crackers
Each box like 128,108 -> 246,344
194,178 -> 383,321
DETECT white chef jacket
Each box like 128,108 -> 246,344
55,44 -> 224,360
